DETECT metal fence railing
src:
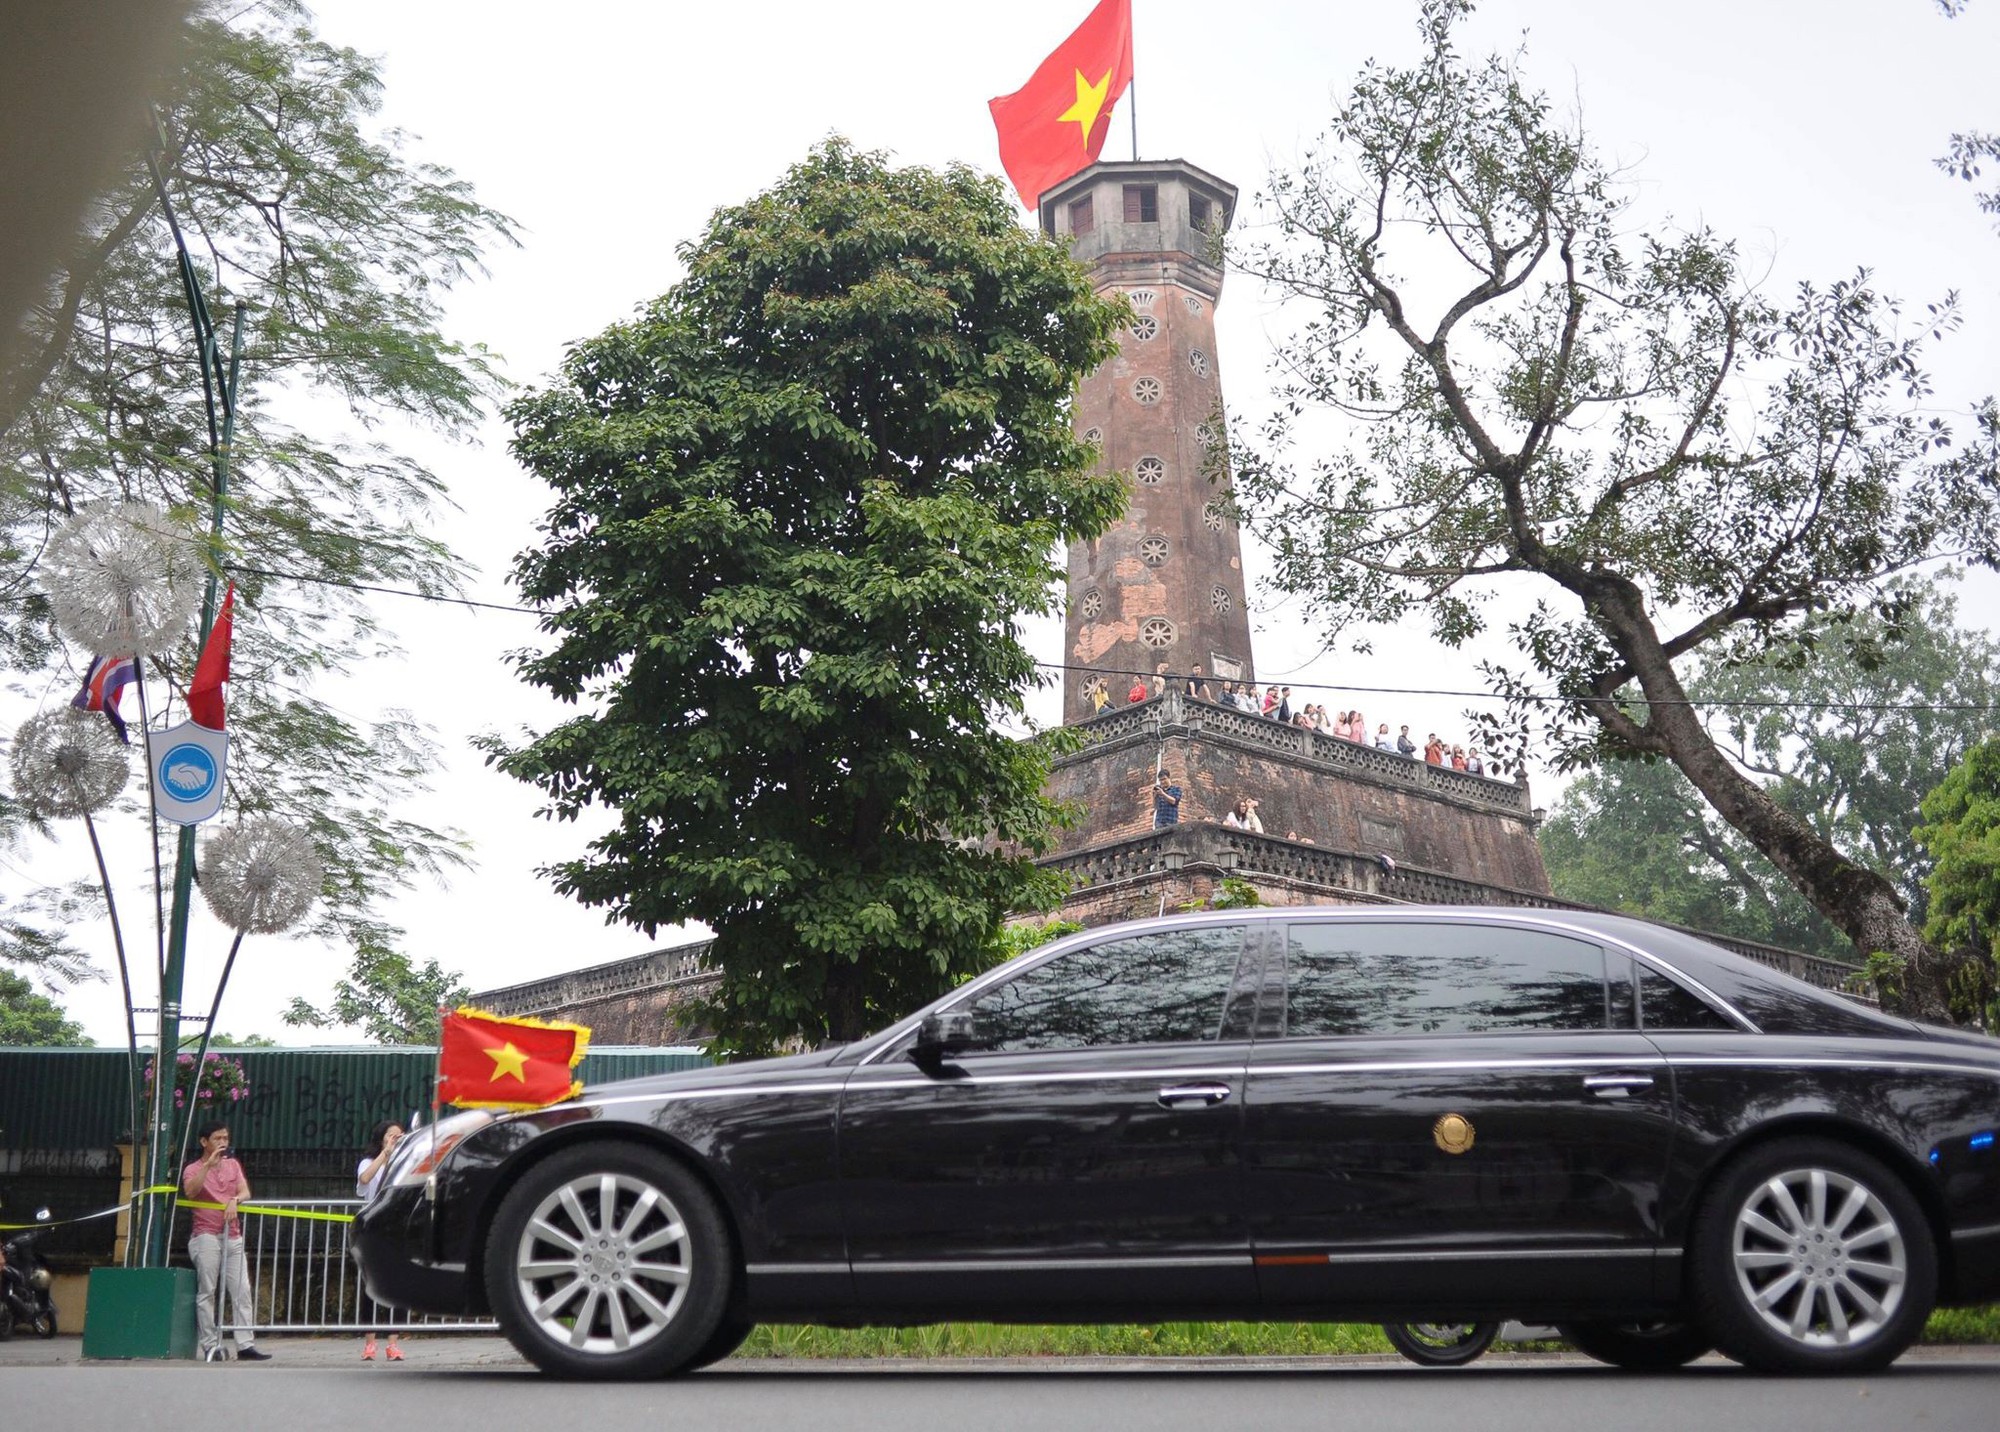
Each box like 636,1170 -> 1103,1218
214,1199 -> 496,1333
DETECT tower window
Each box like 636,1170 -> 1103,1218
1123,184 -> 1159,223
1131,376 -> 1163,405
1129,314 -> 1159,342
1139,617 -> 1177,649
1139,536 -> 1170,566
1189,193 -> 1214,232
1134,455 -> 1166,485
1069,195 -> 1095,235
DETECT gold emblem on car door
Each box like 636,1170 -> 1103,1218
1433,1112 -> 1475,1155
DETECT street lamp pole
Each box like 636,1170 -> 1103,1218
137,140 -> 244,1268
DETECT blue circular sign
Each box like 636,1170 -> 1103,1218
159,742 -> 219,803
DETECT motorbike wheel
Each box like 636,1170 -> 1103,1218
31,1304 -> 56,1338
1383,1321 -> 1500,1366
0,1302 -> 13,1341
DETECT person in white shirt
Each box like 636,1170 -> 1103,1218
356,1120 -> 406,1361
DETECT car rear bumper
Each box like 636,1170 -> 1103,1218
351,1184 -> 485,1317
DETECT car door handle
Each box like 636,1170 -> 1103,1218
1583,1074 -> 1655,1099
1157,1082 -> 1232,1108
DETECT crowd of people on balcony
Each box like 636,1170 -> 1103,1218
1086,666 -> 1486,777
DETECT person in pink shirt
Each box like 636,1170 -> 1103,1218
182,1123 -> 270,1362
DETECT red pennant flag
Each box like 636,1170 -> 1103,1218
186,583 -> 234,731
437,1007 -> 591,1111
989,0 -> 1134,210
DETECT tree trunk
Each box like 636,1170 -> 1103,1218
1591,586 -> 1959,1022
822,955 -> 869,1047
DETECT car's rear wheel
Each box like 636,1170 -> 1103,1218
1556,1320 -> 1711,1370
1691,1137 -> 1935,1374
484,1140 -> 732,1379
1382,1322 -> 1499,1366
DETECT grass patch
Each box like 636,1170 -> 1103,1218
741,1322 -> 1392,1359
741,1307 -> 2000,1358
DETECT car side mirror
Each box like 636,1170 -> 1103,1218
909,1010 -> 982,1072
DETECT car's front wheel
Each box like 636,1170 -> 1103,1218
484,1140 -> 733,1379
1691,1137 -> 1935,1374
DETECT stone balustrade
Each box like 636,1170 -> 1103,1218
1039,822 -> 1863,996
1066,692 -> 1533,815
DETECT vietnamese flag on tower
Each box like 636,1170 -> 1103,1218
989,0 -> 1134,210
186,583 -> 234,731
438,1007 -> 592,1111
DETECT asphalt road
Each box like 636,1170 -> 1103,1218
6,1339 -> 1998,1432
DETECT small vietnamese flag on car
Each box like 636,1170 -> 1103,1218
438,1008 -> 591,1111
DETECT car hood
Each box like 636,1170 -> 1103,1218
574,1044 -> 849,1102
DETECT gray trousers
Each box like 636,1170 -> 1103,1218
188,1232 -> 257,1353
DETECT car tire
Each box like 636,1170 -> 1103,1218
1691,1136 -> 1935,1374
483,1140 -> 734,1380
1556,1320 -> 1711,1370
1382,1322 -> 1499,1366
683,1314 -> 754,1370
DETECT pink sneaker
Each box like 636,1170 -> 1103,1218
362,1335 -> 377,1360
385,1340 -> 404,1362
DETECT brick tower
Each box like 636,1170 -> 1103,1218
1040,161 -> 1254,722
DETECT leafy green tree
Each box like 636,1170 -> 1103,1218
1540,759 -> 1820,953
0,968 -> 89,1046
498,140 -> 1125,1055
1,2 -> 512,1023
1916,738 -> 2000,1022
281,936 -> 468,1045
1231,1 -> 2000,1020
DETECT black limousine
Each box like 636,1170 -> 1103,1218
354,908 -> 2000,1378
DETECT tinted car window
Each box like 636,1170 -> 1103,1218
969,926 -> 1247,1052
1638,965 -> 1736,1031
1284,922 -> 1609,1037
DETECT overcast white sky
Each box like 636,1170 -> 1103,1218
22,0 -> 2000,1046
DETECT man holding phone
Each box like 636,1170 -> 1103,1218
182,1122 -> 270,1362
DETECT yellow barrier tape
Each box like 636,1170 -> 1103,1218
2,1186 -> 355,1230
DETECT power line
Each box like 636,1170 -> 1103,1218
217,564 -> 2000,718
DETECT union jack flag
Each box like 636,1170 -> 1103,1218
72,654 -> 136,743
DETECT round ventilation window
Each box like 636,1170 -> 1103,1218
1139,617 -> 1177,649
1211,585 -> 1232,615
1203,501 -> 1226,531
1134,455 -> 1166,485
1128,288 -> 1157,308
1132,377 -> 1163,405
1188,350 -> 1211,378
1078,587 -> 1103,620
1129,314 -> 1159,342
1080,426 -> 1102,447
1139,536 -> 1170,566
1183,294 -> 1203,315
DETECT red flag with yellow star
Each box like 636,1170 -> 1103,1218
989,0 -> 1133,209
437,1007 -> 591,1111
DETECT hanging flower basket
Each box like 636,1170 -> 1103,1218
142,1051 -> 250,1113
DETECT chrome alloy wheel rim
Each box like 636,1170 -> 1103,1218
514,1173 -> 693,1354
1730,1167 -> 1907,1348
